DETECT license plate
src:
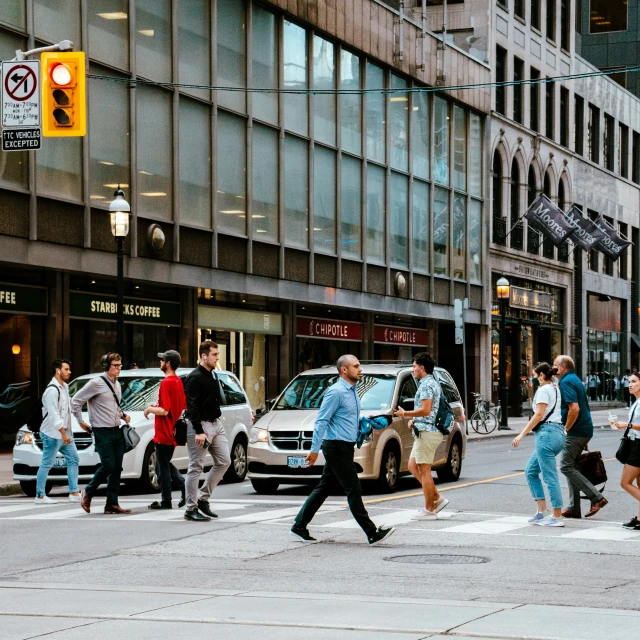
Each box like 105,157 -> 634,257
53,458 -> 67,468
287,456 -> 308,469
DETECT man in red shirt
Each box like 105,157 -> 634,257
144,350 -> 187,509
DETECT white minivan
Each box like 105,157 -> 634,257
13,368 -> 252,496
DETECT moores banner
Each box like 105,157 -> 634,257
563,205 -> 606,252
591,216 -> 632,259
524,194 -> 575,246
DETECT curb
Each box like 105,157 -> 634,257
0,482 -> 24,497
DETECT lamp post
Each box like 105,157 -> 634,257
496,276 -> 510,430
109,187 -> 130,358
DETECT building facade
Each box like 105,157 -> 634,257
0,0 -> 491,442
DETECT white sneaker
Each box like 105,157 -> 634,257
68,494 -> 81,503
411,509 -> 438,520
34,495 -> 57,505
435,497 -> 450,513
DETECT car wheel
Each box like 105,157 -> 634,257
376,443 -> 400,493
250,479 -> 279,494
20,480 -> 51,497
437,436 -> 462,482
224,436 -> 248,483
136,444 -> 160,493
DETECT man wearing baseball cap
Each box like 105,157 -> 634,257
144,350 -> 186,509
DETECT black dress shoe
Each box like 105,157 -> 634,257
178,495 -> 186,508
198,500 -> 218,518
148,501 -> 172,510
290,524 -> 316,542
184,509 -> 211,522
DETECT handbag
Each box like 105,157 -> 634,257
616,426 -> 634,464
173,410 -> 188,447
101,375 -> 140,453
576,449 -> 607,492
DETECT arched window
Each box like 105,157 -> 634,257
558,179 -> 565,211
492,150 -> 504,244
558,180 -> 569,262
542,171 -> 554,258
527,165 -> 539,254
543,170 -> 552,198
510,159 -> 522,249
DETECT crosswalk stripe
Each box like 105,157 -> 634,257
0,504 -> 59,515
561,526 -> 640,541
223,505 -> 344,523
15,508 -> 87,520
439,515 -> 531,535
322,509 -> 454,529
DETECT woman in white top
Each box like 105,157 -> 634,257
612,371 -> 640,530
512,362 -> 566,527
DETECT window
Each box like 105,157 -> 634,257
453,106 -> 466,191
560,87 -> 569,147
590,0 -> 628,34
513,57 -> 524,125
531,0 -> 541,30
412,180 -> 429,273
604,114 -> 615,171
284,20 -> 308,135
35,0 -> 80,47
433,96 -> 449,185
135,0 -> 171,82
619,124 -> 629,178
619,222 -> 629,279
252,4 -> 278,124
341,156 -> 361,259
216,111 -> 247,236
366,164 -> 385,263
633,131 -> 640,184
468,113 -> 482,197
527,165 -> 540,255
340,50 -> 361,155
492,151 -> 504,245
530,68 -> 540,133
452,194 -> 466,280
546,0 -> 556,41
469,199 -> 482,282
178,0 -> 210,100
603,216 -> 615,276
219,374 -> 247,405
588,104 -> 600,163
313,36 -> 336,146
366,63 -> 386,164
574,94 -> 584,155
389,75 -> 409,172
0,1 -> 26,29
495,46 -> 506,116
284,136 -> 308,249
545,83 -> 554,140
252,124 -> 278,242
412,90 -> 429,179
398,376 -> 417,403
313,146 -> 336,253
389,173 -> 409,268
542,172 -> 554,258
561,0 -> 570,50
587,209 -> 599,271
37,138 -> 82,202
510,159 -> 523,250
433,188 -> 449,275
89,0 -> 129,70
514,0 -> 524,19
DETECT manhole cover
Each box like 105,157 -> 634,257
385,554 -> 489,565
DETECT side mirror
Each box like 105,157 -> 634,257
255,408 -> 266,419
401,398 -> 414,411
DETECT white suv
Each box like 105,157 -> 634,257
13,368 -> 252,496
248,364 -> 466,493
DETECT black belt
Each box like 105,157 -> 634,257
94,425 -> 120,429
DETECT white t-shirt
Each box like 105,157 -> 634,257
532,384 -> 562,424
628,400 -> 640,440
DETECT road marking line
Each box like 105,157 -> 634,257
440,516 -> 531,535
14,508 -> 86,520
323,509 -> 454,529
222,505 -> 343,523
561,526 -> 640,541
0,504 -> 60,515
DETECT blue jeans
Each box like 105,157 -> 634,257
525,422 -> 566,509
36,433 -> 80,497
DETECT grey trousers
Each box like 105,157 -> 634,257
185,420 -> 231,511
560,435 -> 604,514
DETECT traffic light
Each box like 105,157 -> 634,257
41,51 -> 86,137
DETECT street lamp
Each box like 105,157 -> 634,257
496,277 -> 510,430
109,187 -> 130,358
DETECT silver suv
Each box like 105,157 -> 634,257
247,364 -> 466,493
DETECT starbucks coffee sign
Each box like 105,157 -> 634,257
0,283 -> 47,315
70,292 -> 181,326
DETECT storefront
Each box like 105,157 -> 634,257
372,323 -> 433,362
296,316 -> 363,371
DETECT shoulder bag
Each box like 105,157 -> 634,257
173,410 -> 188,446
617,400 -> 639,465
101,375 -> 140,453
531,386 -> 558,432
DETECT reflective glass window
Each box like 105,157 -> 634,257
284,136 -> 309,249
469,199 -> 482,282
412,180 -> 429,273
366,164 -> 385,263
136,86 -> 172,220
341,155 -> 361,259
216,111 -> 247,236
434,97 -> 449,185
313,36 -> 336,146
412,90 -> 429,179
179,0 -> 210,100
135,0 -> 171,82
314,146 -> 336,253
389,75 -> 409,172
88,0 -> 129,70
468,113 -> 482,197
452,194 -> 466,279
35,0 -> 80,44
179,98 -> 211,228
340,50 -> 361,155
0,1 -> 26,30
366,63 -> 385,164
89,69 -> 130,207
453,106 -> 466,191
390,172 -> 408,268
433,187 -> 449,275
252,4 -> 278,125
252,124 -> 278,242
217,0 -> 246,112
37,138 -> 82,201
284,21 -> 307,135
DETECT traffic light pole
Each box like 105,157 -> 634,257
116,236 -> 125,359
12,40 -> 74,61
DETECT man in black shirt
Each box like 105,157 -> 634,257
183,340 -> 230,522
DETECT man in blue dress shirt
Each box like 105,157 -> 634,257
291,355 -> 396,546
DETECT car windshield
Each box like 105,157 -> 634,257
68,376 -> 161,412
275,374 -> 396,412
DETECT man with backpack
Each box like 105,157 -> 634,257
33,359 -> 80,505
144,350 -> 186,510
71,352 -> 132,515
395,353 -> 449,520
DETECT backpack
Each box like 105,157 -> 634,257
433,380 -> 453,436
26,384 -> 59,434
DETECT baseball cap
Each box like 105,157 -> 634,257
158,350 -> 181,369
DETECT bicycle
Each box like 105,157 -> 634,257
469,392 -> 498,434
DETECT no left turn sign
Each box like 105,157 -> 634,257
2,59 -> 40,128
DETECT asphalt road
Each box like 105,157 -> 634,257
1,429 -> 638,620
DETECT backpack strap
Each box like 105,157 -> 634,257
42,383 -> 60,421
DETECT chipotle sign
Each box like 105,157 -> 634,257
373,325 -> 429,346
296,317 -> 362,342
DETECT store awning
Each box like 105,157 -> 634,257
198,306 -> 283,335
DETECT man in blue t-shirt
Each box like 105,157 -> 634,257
553,355 -> 607,519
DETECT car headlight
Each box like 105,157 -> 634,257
249,427 -> 269,444
15,431 -> 34,446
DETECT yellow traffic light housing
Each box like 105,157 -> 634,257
41,51 -> 86,137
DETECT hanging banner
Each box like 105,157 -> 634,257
562,205 -> 606,252
524,194 -> 575,246
592,216 -> 632,259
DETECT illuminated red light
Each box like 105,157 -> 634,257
50,63 -> 72,86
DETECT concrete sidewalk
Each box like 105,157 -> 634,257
0,582 -> 637,640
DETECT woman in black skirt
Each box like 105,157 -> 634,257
612,371 -> 640,530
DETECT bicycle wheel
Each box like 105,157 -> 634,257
470,411 -> 498,434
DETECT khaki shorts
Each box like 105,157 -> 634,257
410,430 -> 444,465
